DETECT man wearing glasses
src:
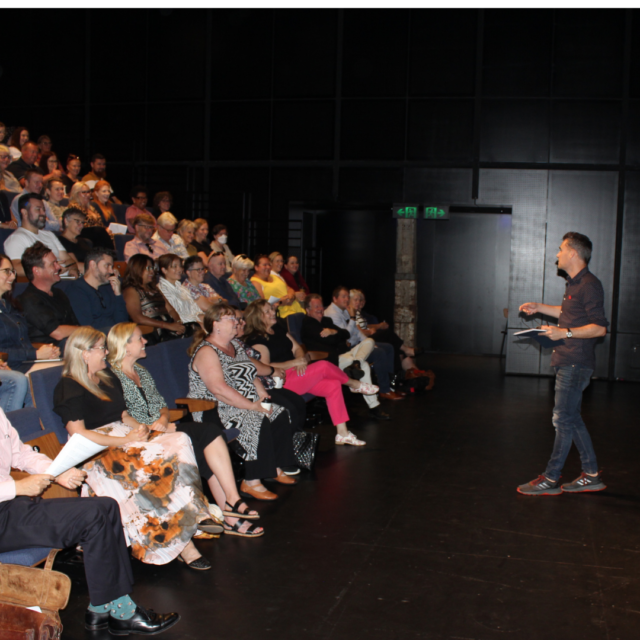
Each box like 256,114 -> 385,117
124,213 -> 166,262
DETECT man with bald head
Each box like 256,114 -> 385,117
10,170 -> 60,232
7,141 -> 40,185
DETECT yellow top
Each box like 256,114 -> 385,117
250,275 -> 305,318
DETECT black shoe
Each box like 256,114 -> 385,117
85,608 -> 109,631
369,406 -> 390,421
176,555 -> 211,571
281,466 -> 301,475
197,518 -> 224,534
343,361 -> 365,381
108,605 -> 180,636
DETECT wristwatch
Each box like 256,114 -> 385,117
565,329 -> 573,338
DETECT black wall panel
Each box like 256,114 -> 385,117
627,101 -> 640,167
338,168 -> 404,203
273,10 -> 337,98
272,101 -> 334,159
407,100 -> 474,162
342,10 -> 409,97
403,168 -> 473,203
210,102 -> 271,160
409,10 -> 477,97
618,172 -> 640,334
88,104 -> 146,162
553,10 -> 625,98
146,103 -> 205,162
550,101 -> 621,164
340,100 -> 406,159
483,9 -> 553,97
480,100 -> 549,163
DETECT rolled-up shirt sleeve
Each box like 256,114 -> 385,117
583,281 -> 609,328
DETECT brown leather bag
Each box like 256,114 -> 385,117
0,551 -> 70,640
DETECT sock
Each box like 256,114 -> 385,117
88,594 -> 136,620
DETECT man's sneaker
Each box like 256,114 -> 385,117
517,475 -> 562,496
561,472 -> 606,493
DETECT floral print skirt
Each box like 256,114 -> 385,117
81,422 -> 210,565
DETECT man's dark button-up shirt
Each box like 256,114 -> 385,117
65,278 -> 129,333
16,283 -> 79,345
203,273 -> 243,309
6,159 -> 40,182
551,267 -> 609,369
301,315 -> 351,366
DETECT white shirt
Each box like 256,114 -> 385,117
152,231 -> 189,260
4,228 -> 65,261
158,278 -> 202,325
11,189 -> 61,232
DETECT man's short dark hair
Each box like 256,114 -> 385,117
17,192 -> 42,215
184,255 -> 204,272
85,247 -> 115,269
130,184 -> 147,199
24,169 -> 43,184
21,242 -> 52,282
332,286 -> 349,300
91,153 -> 106,163
133,213 -> 156,228
563,232 -> 592,264
304,293 -> 323,311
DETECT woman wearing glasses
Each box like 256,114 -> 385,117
182,255 -> 221,312
68,182 -> 114,250
57,208 -> 92,270
0,145 -> 22,197
0,253 -> 60,411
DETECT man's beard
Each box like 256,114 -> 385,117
34,216 -> 46,230
94,169 -> 106,178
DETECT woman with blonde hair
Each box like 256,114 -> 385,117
107,322 -> 263,537
191,218 -> 210,260
176,219 -> 198,257
228,254 -> 261,305
0,145 -> 21,196
53,326 -> 222,569
68,181 -> 114,249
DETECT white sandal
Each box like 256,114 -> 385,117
350,382 -> 379,395
335,431 -> 366,446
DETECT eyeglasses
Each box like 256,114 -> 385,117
67,218 -> 85,225
80,190 -> 91,195
219,317 -> 239,325
188,267 -> 207,273
144,266 -> 155,272
0,268 -> 17,276
90,345 -> 107,351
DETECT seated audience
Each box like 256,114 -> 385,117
176,219 -> 197,256
53,326 -> 220,567
124,213 -> 166,262
0,190 -> 17,229
122,254 -> 185,344
0,410 -> 181,636
7,127 -> 29,161
44,177 -> 68,221
157,254 -> 203,329
108,323 -> 263,538
281,254 -> 310,297
153,212 -> 189,258
187,303 -> 298,500
151,191 -> 173,218
65,247 -> 129,333
245,299 -> 376,446
16,242 -> 79,345
7,141 -> 40,186
89,179 -> 118,226
37,134 -> 52,156
58,208 -> 92,269
0,144 -> 22,196
270,251 -> 305,305
82,153 -> 121,204
325,286 -> 402,403
203,251 -> 243,309
38,151 -> 63,183
60,153 -> 82,194
10,169 -> 61,231
68,181 -> 92,214
5,195 -> 77,277
209,223 -> 234,272
251,254 -> 305,318
183,255 -> 221,311
229,254 -> 261,305
191,218 -> 210,259
125,185 -> 150,233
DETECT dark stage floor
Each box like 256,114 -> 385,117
59,354 -> 640,640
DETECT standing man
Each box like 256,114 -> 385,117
517,232 -> 609,496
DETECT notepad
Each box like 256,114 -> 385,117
268,296 -> 280,305
108,222 -> 128,235
514,328 -> 546,336
45,433 -> 107,477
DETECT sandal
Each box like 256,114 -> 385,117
335,431 -> 366,446
197,518 -> 224,534
177,555 -> 211,571
223,499 -> 260,520
223,519 -> 264,538
350,382 -> 379,395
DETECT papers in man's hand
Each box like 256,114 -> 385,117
267,296 -> 280,305
514,328 -> 546,336
45,433 -> 107,477
108,222 -> 128,235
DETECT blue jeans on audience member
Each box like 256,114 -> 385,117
366,343 -> 394,393
544,364 -> 597,482
0,370 -> 33,413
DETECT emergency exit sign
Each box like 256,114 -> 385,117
392,204 -> 419,219
392,205 -> 450,219
424,206 -> 449,219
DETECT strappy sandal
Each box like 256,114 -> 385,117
350,382 -> 379,395
223,519 -> 264,538
223,499 -> 260,520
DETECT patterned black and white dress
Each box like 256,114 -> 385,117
188,338 -> 285,462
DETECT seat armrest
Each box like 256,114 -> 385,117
175,398 -> 217,412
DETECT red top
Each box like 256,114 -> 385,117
281,267 -> 310,294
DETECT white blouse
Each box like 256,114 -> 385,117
158,278 -> 202,325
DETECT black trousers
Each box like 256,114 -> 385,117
268,388 -> 307,433
244,412 -> 297,480
0,496 -> 133,606
177,420 -> 225,481
372,328 -> 405,371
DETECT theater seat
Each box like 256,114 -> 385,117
0,547 -> 54,567
28,365 -> 68,445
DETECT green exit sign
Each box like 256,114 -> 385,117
392,204 -> 419,219
424,206 -> 449,220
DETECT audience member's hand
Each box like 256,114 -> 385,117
294,356 -> 308,376
126,424 -> 150,443
0,221 -> 17,230
167,322 -> 186,335
56,468 -> 87,490
319,328 -> 337,338
252,400 -> 272,415
0,361 -> 9,371
281,296 -> 292,306
108,273 -> 121,296
37,344 -> 60,360
165,423 -> 177,433
15,474 -> 54,497
272,368 -> 286,381
364,328 -> 376,337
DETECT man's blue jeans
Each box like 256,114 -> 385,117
366,343 -> 394,393
544,364 -> 597,482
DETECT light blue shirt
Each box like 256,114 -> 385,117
324,302 -> 363,346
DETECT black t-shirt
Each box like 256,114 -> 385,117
245,322 -> 294,362
58,235 -> 93,263
53,371 -> 127,430
191,239 -> 210,256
